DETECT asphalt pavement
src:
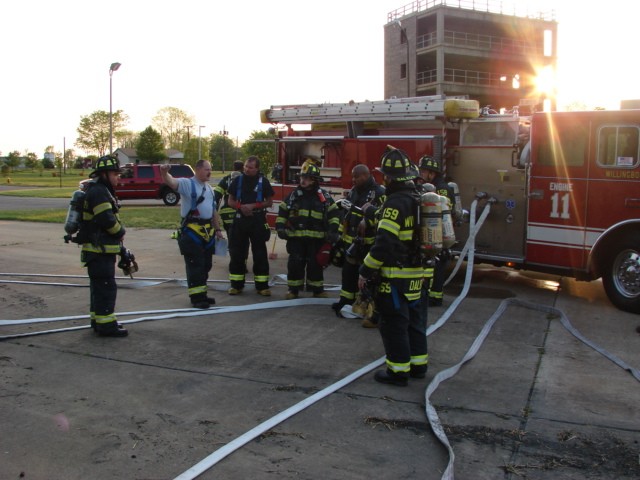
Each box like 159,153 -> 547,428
0,221 -> 638,480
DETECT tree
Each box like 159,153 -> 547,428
64,149 -> 76,170
118,130 -> 138,149
209,134 -> 239,172
152,107 -> 195,149
6,151 -> 21,172
76,110 -> 129,156
241,130 -> 278,174
25,152 -> 40,170
135,126 -> 166,163
54,151 -> 64,170
182,137 -> 200,166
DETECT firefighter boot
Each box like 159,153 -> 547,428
410,365 -> 428,379
374,369 -> 408,387
96,321 -> 128,338
331,298 -> 353,317
191,294 -> 210,309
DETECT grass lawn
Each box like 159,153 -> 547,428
0,187 -> 77,198
0,168 -> 210,229
0,207 -> 181,229
2,169 -> 89,188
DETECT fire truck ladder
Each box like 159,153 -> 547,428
260,95 -> 480,124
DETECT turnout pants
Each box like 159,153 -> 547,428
338,260 -> 360,304
286,237 -> 324,293
228,213 -> 270,291
376,281 -> 428,377
178,232 -> 214,302
85,252 -> 118,329
429,256 -> 449,301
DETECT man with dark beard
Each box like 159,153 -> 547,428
332,164 -> 385,325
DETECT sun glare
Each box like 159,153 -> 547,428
535,65 -> 555,97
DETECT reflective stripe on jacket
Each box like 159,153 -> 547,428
360,183 -> 423,301
276,187 -> 340,239
81,181 -> 125,254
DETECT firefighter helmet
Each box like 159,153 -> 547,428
300,163 -> 322,180
376,146 -> 414,182
419,155 -> 442,174
90,155 -> 121,177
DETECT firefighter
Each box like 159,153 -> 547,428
160,160 -> 224,309
417,155 -> 454,307
79,155 -> 128,337
332,164 -> 385,323
358,147 -> 428,386
214,160 -> 244,234
276,164 -> 341,299
227,156 -> 275,296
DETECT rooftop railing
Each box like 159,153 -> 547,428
417,29 -> 543,55
388,0 -> 555,23
417,68 -> 522,88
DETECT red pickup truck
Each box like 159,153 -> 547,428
116,163 -> 195,205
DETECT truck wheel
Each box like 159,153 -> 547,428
162,189 -> 180,206
602,233 -> 640,314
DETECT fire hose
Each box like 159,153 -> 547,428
1,198 -> 638,480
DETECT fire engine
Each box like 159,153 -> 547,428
260,96 -> 640,314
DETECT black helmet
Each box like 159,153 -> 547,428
300,163 -> 322,180
90,155 -> 121,177
418,155 -> 442,174
375,146 -> 414,182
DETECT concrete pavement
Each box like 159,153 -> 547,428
0,221 -> 638,480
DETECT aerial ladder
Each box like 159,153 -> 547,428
260,95 -> 480,125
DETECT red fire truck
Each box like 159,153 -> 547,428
260,96 -> 640,313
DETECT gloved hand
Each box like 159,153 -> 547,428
277,229 -> 288,240
337,199 -> 352,211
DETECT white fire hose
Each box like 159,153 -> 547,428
1,197 -> 637,480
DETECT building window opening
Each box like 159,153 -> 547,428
400,63 -> 407,79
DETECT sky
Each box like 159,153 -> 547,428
1,0 -> 639,157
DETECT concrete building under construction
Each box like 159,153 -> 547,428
384,0 -> 558,113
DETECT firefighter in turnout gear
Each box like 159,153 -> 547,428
418,155 -> 454,307
213,160 -> 244,234
227,156 -> 275,296
276,164 -> 341,299
161,160 -> 225,309
358,147 -> 428,386
332,164 -> 385,318
79,155 -> 128,337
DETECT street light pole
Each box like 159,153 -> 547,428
220,126 -> 228,173
109,62 -> 121,154
198,125 -> 206,160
